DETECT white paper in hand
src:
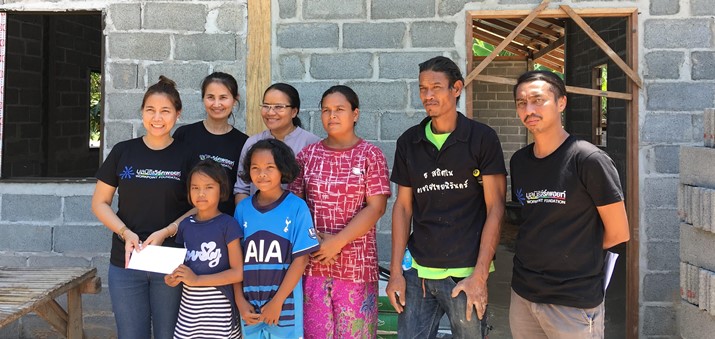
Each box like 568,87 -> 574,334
603,251 -> 619,293
127,245 -> 187,274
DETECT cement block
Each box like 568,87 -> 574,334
644,51 -> 683,80
643,305 -> 677,335
2,194 -> 61,222
20,314 -> 63,339
215,2 -> 244,33
692,51 -> 715,80
680,300 -> 715,338
286,81 -> 340,111
81,290 -> 112,313
310,53 -> 373,80
277,23 -> 338,49
343,23 -> 406,49
105,93 -> 145,120
646,83 -> 715,111
643,176 -> 679,209
212,63 -> 246,85
372,141 -> 397,169
0,254 -> 28,266
0,224 -> 51,251
0,321 -> 19,339
410,81 -> 425,109
175,34 -> 236,61
371,0 -> 434,19
381,112 -> 427,140
498,0 -> 541,3
82,316 -> 117,339
355,110 -> 379,140
692,0 -> 715,15
91,255 -> 111,288
681,223 -> 715,272
440,0 -> 481,17
28,255 -> 91,268
108,63 -> 138,90
377,230 -> 391,264
649,145 -> 680,174
642,113 -> 697,143
647,241 -> 680,271
278,54 -> 305,80
680,146 -> 715,189
649,0 -> 680,15
645,208 -> 679,240
379,52 -> 443,79
108,3 -> 140,31
103,122 -> 134,150
303,0 -> 365,20
144,3 -> 206,31
107,33 -> 170,61
54,225 -> 111,253
645,19 -> 713,49
277,0 -> 297,18
64,195 -> 96,223
644,272 -> 680,302
411,22 -> 457,48
345,81 -> 408,111
146,63 -> 210,90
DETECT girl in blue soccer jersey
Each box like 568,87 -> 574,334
164,159 -> 244,339
234,139 -> 320,339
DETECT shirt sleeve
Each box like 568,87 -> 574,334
233,142 -> 252,195
477,127 -> 507,176
223,216 -> 244,245
581,150 -> 624,206
365,145 -> 392,198
95,143 -> 122,187
390,136 -> 411,187
175,218 -> 187,245
288,149 -> 307,197
291,199 -> 320,259
173,125 -> 186,142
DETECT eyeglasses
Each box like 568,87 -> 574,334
259,104 -> 292,113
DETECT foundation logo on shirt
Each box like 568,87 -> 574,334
120,166 -> 135,179
199,154 -> 235,170
517,188 -> 567,205
135,168 -> 182,181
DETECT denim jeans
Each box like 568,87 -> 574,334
397,268 -> 489,339
108,264 -> 182,339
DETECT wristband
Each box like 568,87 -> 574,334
117,226 -> 128,240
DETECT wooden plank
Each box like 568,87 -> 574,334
465,0 -> 551,86
67,288 -> 83,339
465,13 -> 475,119
80,277 -> 101,295
473,74 -> 632,100
532,36 -> 564,60
467,8 -> 638,19
34,300 -> 68,336
246,0 -> 271,135
481,19 -> 553,46
472,31 -> 528,56
560,5 -> 643,88
474,21 -> 539,51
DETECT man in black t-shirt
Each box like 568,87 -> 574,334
509,71 -> 630,339
386,56 -> 507,338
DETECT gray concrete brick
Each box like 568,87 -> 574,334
680,146 -> 715,189
0,225 -> 51,251
147,63 -> 210,90
644,177 -> 679,209
20,314 -> 63,339
379,52 -> 442,79
343,23 -> 406,49
278,0 -> 297,19
498,0 -> 541,3
646,208 -> 679,241
641,113 -> 694,143
372,0 -> 434,19
440,0 -> 480,17
28,254 -> 91,268
175,34 -> 236,61
108,3 -> 140,31
645,19 -> 713,49
372,141 -> 397,169
0,253 -> 28,266
105,92 -> 145,120
650,0 -> 680,15
643,305 -> 677,336
82,316 -> 117,339
647,240 -> 680,271
381,112 -> 427,140
108,63 -> 138,90
647,83 -> 715,111
144,3 -> 206,31
277,23 -> 338,49
411,22 -> 457,48
213,63 -> 246,85
216,2 -> 244,33
410,81 -> 425,109
303,0 -> 365,19
649,145 -> 680,174
692,0 -> 715,15
681,223 -> 715,272
680,300 -> 715,338
355,110 -> 379,140
345,81 -> 408,111
107,33 -> 170,61
287,81 -> 340,110
104,122 -> 134,150
54,225 -> 111,253
0,321 -> 19,339
644,272 -> 679,302
310,53 -> 373,80
692,51 -> 715,80
279,54 -> 305,80
64,195 -> 96,223
2,195 -> 61,222
91,255 -> 111,288
645,51 -> 683,80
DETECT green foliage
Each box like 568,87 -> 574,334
472,39 -> 515,57
89,71 -> 101,144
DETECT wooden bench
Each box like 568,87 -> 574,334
0,267 -> 101,339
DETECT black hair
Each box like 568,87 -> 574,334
264,83 -> 302,128
187,159 -> 231,204
201,72 -> 241,118
142,75 -> 182,111
418,56 -> 465,103
239,139 -> 301,185
513,70 -> 567,100
320,85 -> 359,110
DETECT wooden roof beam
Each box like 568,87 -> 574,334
474,22 -> 545,52
474,74 -> 633,101
532,36 -> 565,59
501,18 -> 562,39
472,30 -> 529,56
481,19 -> 553,46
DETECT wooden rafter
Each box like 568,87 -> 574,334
471,8 -> 637,19
473,23 -> 542,53
474,74 -> 632,100
501,18 -> 563,40
532,36 -> 564,59
481,19 -> 553,47
472,29 -> 528,56
560,5 -> 642,87
465,0 -> 551,85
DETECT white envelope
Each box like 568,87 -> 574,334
127,245 -> 187,275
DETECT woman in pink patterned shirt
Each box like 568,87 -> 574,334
289,85 -> 391,338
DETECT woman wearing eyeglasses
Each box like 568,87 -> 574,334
233,83 -> 320,203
